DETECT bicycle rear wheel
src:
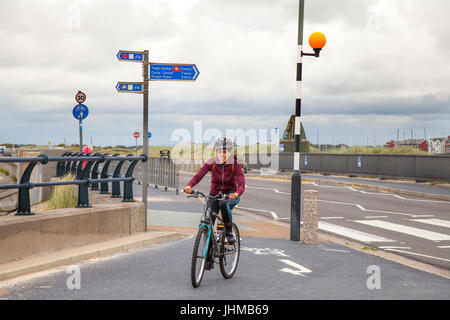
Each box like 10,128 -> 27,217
219,223 -> 240,279
191,225 -> 210,288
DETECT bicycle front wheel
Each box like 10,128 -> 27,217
191,225 -> 210,288
219,223 -> 240,279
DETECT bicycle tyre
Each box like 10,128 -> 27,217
219,223 -> 240,279
191,225 -> 210,288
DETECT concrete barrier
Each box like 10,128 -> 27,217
0,200 -> 145,264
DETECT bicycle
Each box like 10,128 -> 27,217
186,190 -> 241,288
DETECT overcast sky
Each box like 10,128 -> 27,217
0,0 -> 449,147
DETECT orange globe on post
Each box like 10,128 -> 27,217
308,32 -> 326,49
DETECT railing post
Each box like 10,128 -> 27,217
123,154 -> 146,202
56,152 -> 69,177
16,154 -> 48,216
63,152 -> 74,176
100,153 -> 112,194
76,155 -> 95,208
76,152 -> 89,180
90,153 -> 104,190
71,152 -> 81,174
111,154 -> 130,198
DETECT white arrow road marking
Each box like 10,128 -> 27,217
278,259 -> 312,277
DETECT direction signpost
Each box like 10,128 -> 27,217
116,49 -> 199,231
116,82 -> 144,93
149,63 -> 199,81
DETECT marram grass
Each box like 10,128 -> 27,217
47,173 -> 77,209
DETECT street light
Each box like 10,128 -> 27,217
290,0 -> 326,242
305,32 -> 327,57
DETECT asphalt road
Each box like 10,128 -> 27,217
3,236 -> 449,300
178,171 -> 450,269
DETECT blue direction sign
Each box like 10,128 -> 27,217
116,82 -> 144,93
148,132 -> 152,138
149,63 -> 199,81
117,50 -> 144,62
73,104 -> 89,120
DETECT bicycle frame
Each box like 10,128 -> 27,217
190,191 -> 227,261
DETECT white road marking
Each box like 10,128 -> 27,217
411,218 -> 450,229
364,216 -> 389,219
318,221 -> 395,243
354,220 -> 450,242
278,259 -> 312,277
245,185 -> 290,195
378,246 -> 412,250
236,206 -> 279,220
437,246 -> 450,249
312,183 -> 450,204
320,216 -> 345,220
383,248 -> 450,263
318,199 -> 431,218
241,247 -> 291,257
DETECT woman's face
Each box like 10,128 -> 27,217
217,148 -> 231,162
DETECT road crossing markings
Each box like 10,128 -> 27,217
411,218 -> 450,229
354,220 -> 450,242
437,246 -> 450,249
311,183 -> 450,204
318,221 -> 395,243
382,248 -> 450,263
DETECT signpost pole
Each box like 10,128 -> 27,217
79,119 -> 83,152
143,50 -> 149,231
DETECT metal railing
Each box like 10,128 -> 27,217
0,153 -> 147,215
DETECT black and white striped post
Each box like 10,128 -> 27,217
290,0 -> 326,242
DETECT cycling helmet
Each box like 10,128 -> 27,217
213,137 -> 234,152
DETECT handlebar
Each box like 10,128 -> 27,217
182,190 -> 227,201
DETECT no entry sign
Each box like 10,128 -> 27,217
133,132 -> 140,139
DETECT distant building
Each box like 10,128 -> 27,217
429,138 -> 446,154
385,139 -> 428,152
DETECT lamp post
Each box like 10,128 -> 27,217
290,0 -> 326,242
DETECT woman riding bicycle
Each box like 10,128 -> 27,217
184,137 -> 245,244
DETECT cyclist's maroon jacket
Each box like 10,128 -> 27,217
187,156 -> 245,196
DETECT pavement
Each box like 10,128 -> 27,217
1,175 -> 449,299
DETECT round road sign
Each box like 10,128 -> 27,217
75,91 -> 87,104
73,104 -> 89,120
133,132 -> 140,138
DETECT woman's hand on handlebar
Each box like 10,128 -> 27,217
184,186 -> 193,194
228,192 -> 239,200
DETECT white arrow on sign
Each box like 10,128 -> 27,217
278,259 -> 312,277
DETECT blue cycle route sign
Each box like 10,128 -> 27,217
73,104 -> 89,120
116,82 -> 144,93
149,63 -> 199,81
